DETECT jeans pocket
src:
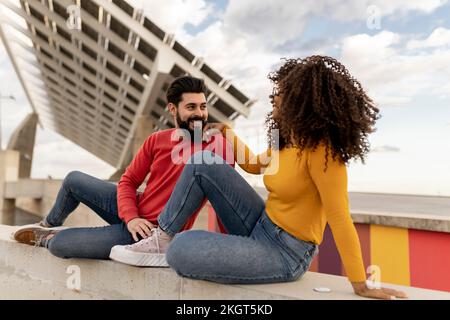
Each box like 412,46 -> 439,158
276,229 -> 314,259
280,231 -> 320,276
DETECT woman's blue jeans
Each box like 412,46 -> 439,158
160,151 -> 318,284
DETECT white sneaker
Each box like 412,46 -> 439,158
110,227 -> 172,267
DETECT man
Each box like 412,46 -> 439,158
13,76 -> 233,262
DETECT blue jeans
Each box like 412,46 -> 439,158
160,151 -> 318,284
44,171 -> 134,259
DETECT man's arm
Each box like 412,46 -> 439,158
117,134 -> 155,224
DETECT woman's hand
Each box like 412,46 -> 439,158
127,218 -> 155,242
352,281 -> 408,300
204,123 -> 227,132
203,123 -> 228,142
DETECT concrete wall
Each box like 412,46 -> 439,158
5,180 -> 450,298
1,224 -> 449,300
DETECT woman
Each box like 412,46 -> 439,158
110,56 -> 407,299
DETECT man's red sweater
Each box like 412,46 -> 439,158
117,128 -> 234,231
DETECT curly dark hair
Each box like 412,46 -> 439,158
265,55 -> 380,168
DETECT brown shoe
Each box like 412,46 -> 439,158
13,225 -> 65,247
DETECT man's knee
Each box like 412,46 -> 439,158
47,236 -> 69,259
63,170 -> 85,188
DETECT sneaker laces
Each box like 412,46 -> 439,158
32,230 -> 56,248
129,228 -> 161,253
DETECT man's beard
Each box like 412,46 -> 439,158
176,113 -> 208,142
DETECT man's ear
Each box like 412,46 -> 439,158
168,103 -> 177,117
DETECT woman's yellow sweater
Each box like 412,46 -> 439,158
224,128 -> 366,282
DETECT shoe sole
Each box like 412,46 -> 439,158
109,245 -> 169,267
13,226 -> 68,245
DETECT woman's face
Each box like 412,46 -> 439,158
270,88 -> 282,119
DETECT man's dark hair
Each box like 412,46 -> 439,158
166,76 -> 208,106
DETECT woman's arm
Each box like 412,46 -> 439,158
308,144 -> 407,299
205,123 -> 271,174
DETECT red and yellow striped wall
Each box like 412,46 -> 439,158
308,223 -> 450,292
207,206 -> 450,292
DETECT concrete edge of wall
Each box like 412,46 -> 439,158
352,211 -> 450,233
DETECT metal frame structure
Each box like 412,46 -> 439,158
0,0 -> 255,169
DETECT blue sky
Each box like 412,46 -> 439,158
1,0 -> 449,196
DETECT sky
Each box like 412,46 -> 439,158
0,0 -> 449,196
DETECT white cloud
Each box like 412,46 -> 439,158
179,1 -> 450,115
223,0 -> 315,47
215,0 -> 449,49
182,20 -> 282,131
0,41 -> 35,149
375,96 -> 412,108
127,0 -> 213,40
31,130 -> 116,179
340,29 -> 450,107
341,31 -> 401,70
328,0 -> 448,21
185,21 -> 279,89
127,0 -> 450,115
407,27 -> 450,49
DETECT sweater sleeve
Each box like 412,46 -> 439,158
117,133 -> 155,224
222,127 -> 271,175
308,144 -> 367,282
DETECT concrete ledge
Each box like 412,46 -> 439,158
4,179 -> 46,199
1,225 -> 449,300
352,210 -> 450,233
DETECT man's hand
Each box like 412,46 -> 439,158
352,281 -> 408,299
127,218 -> 155,242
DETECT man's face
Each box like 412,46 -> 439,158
169,92 -> 208,139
